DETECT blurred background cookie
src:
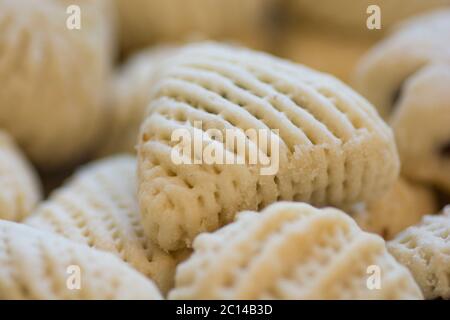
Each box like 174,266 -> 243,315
353,10 -> 450,197
390,64 -> 450,195
0,130 -> 41,221
0,0 -> 114,171
354,9 -> 450,118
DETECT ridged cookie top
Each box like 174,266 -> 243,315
0,131 -> 41,221
138,42 -> 399,251
354,9 -> 450,118
169,202 -> 422,299
26,155 -> 186,294
0,0 -> 113,169
0,220 -> 162,299
388,207 -> 450,299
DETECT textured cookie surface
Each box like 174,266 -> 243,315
0,130 -> 41,221
97,47 -> 176,156
354,9 -> 450,118
26,155 -> 185,294
169,202 -> 422,299
388,207 -> 450,299
0,220 -> 162,299
138,42 -> 399,251
0,0 -> 113,169
115,0 -> 274,51
351,177 -> 436,240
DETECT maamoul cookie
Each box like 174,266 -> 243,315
0,220 -> 162,300
138,42 -> 400,251
351,177 -> 437,240
114,0 -> 274,51
169,202 -> 423,299
354,11 -> 450,192
26,155 -> 186,294
388,206 -> 450,299
97,46 -> 176,156
288,0 -> 450,36
390,64 -> 450,193
354,9 -> 450,118
0,0 -> 113,170
0,130 -> 41,221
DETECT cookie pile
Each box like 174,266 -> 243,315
0,0 -> 448,300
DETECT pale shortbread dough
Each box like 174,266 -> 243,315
169,202 -> 422,299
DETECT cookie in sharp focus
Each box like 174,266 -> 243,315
137,42 -> 400,251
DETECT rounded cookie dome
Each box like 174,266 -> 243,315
137,42 -> 399,251
169,202 -> 422,299
354,10 -> 450,192
0,0 -> 113,170
354,9 -> 450,118
0,220 -> 162,299
391,64 -> 450,193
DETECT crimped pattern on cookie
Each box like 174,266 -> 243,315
0,0 -> 113,169
388,206 -> 450,299
0,220 -> 162,299
26,155 -> 186,294
138,42 -> 399,251
0,131 -> 41,221
169,202 -> 422,299
351,177 -> 436,240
